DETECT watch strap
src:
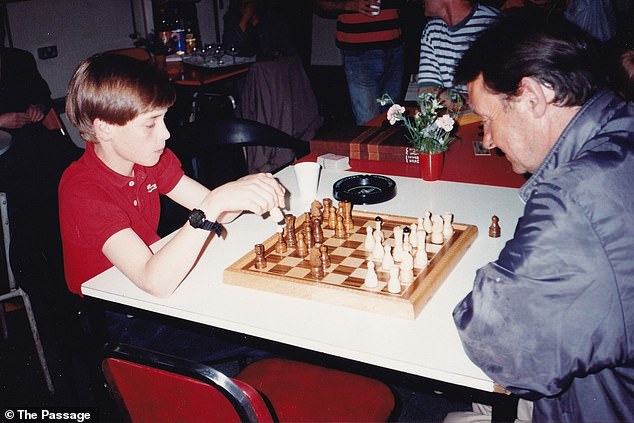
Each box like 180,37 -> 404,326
200,220 -> 224,237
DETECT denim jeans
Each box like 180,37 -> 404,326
341,45 -> 405,125
105,311 -> 270,370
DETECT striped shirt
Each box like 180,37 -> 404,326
417,3 -> 499,92
336,0 -> 402,51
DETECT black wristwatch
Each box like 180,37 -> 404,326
188,209 -> 223,236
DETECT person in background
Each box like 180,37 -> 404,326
448,8 -> 634,423
222,0 -> 297,57
417,0 -> 498,99
60,54 -> 285,366
615,49 -> 634,101
313,0 -> 405,125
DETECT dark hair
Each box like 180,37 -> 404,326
454,9 -> 604,106
615,50 -> 634,101
66,53 -> 176,142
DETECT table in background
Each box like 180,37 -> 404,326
82,166 -> 524,397
166,59 -> 250,86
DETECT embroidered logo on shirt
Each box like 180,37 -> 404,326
146,183 -> 157,193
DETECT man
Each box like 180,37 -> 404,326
314,0 -> 405,125
450,9 -> 634,422
417,0 -> 498,95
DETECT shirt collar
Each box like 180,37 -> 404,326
84,142 -> 148,188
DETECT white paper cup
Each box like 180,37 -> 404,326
293,161 -> 321,204
369,0 -> 381,16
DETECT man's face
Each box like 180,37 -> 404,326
107,108 -> 171,169
468,75 -> 542,174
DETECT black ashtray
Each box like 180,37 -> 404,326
333,174 -> 397,205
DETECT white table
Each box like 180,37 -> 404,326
82,166 -> 524,393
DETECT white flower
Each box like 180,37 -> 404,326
387,104 -> 406,125
435,114 -> 455,132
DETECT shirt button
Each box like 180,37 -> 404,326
133,200 -> 138,206
129,181 -> 135,187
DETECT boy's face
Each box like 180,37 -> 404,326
105,108 -> 170,169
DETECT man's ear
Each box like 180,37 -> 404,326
518,77 -> 549,118
93,118 -> 113,142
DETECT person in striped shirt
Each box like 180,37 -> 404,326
315,0 -> 405,125
417,1 -> 499,97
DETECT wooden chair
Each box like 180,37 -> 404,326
0,192 -> 54,393
102,343 -> 395,423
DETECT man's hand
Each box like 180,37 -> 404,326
350,0 -> 380,16
0,112 -> 32,129
26,104 -> 47,123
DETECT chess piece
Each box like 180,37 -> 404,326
254,244 -> 267,269
431,215 -> 444,244
284,214 -> 297,248
371,234 -> 384,262
410,223 -> 418,248
319,244 -> 331,270
304,219 -> 314,249
442,212 -> 454,238
423,210 -> 433,234
341,200 -> 354,232
393,226 -> 404,250
364,261 -> 378,288
310,200 -> 323,220
364,226 -> 375,251
414,243 -> 428,268
275,231 -> 287,254
312,217 -> 324,244
374,216 -> 384,241
489,215 -> 501,238
309,247 -> 324,278
381,245 -> 394,269
399,251 -> 414,284
387,265 -> 401,294
296,232 -> 308,258
322,198 -> 332,222
328,206 -> 337,229
335,215 -> 346,238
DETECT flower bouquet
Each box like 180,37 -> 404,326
377,90 -> 462,154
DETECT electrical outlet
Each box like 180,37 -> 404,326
37,45 -> 58,60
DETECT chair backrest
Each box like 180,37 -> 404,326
195,117 -> 309,156
0,192 -> 15,291
102,343 -> 274,423
103,47 -> 152,63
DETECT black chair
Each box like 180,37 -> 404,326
190,117 -> 310,189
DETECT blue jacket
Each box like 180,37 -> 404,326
453,89 -> 634,422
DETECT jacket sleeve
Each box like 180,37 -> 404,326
453,182 -> 627,398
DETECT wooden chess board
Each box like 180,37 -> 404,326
224,210 -> 478,319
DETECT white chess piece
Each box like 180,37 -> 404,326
410,223 -> 418,248
442,212 -> 454,238
414,244 -> 428,268
431,215 -> 444,244
399,251 -> 414,284
423,210 -> 433,234
372,236 -> 385,262
403,233 -> 413,255
382,245 -> 394,269
364,260 -> 378,288
364,226 -> 375,251
392,242 -> 403,263
374,219 -> 384,241
387,265 -> 401,293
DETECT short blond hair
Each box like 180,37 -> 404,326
66,54 -> 176,142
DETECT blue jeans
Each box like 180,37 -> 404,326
105,311 -> 270,369
341,45 -> 405,125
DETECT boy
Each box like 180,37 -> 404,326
59,54 -> 285,363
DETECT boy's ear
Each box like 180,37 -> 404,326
93,118 -> 113,142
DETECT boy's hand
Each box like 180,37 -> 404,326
204,173 -> 286,223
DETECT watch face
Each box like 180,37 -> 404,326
188,209 -> 206,228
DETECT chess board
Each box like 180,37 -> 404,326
224,210 -> 478,319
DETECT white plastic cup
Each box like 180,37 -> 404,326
369,0 -> 381,16
293,161 -> 321,204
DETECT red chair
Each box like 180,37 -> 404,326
102,343 -> 395,423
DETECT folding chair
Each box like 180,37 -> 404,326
0,192 -> 54,393
103,343 -> 395,423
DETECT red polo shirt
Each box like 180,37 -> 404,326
58,143 -> 184,295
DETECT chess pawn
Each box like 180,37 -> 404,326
393,226 -> 404,249
284,214 -> 297,248
387,265 -> 401,294
335,215 -> 346,238
410,223 -> 418,248
374,216 -> 384,241
322,198 -> 332,221
371,235 -> 385,262
296,232 -> 308,258
328,206 -> 337,229
414,243 -> 428,268
341,200 -> 354,232
254,244 -> 267,269
431,215 -> 444,244
275,231 -> 287,254
319,244 -> 331,271
364,260 -> 379,288
489,215 -> 501,238
381,245 -> 394,269
304,220 -> 314,249
442,212 -> 454,238
364,226 -> 375,251
312,217 -> 324,244
399,251 -> 414,284
417,228 -> 427,250
392,242 -> 403,263
423,210 -> 433,234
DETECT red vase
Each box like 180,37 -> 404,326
419,152 -> 444,181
